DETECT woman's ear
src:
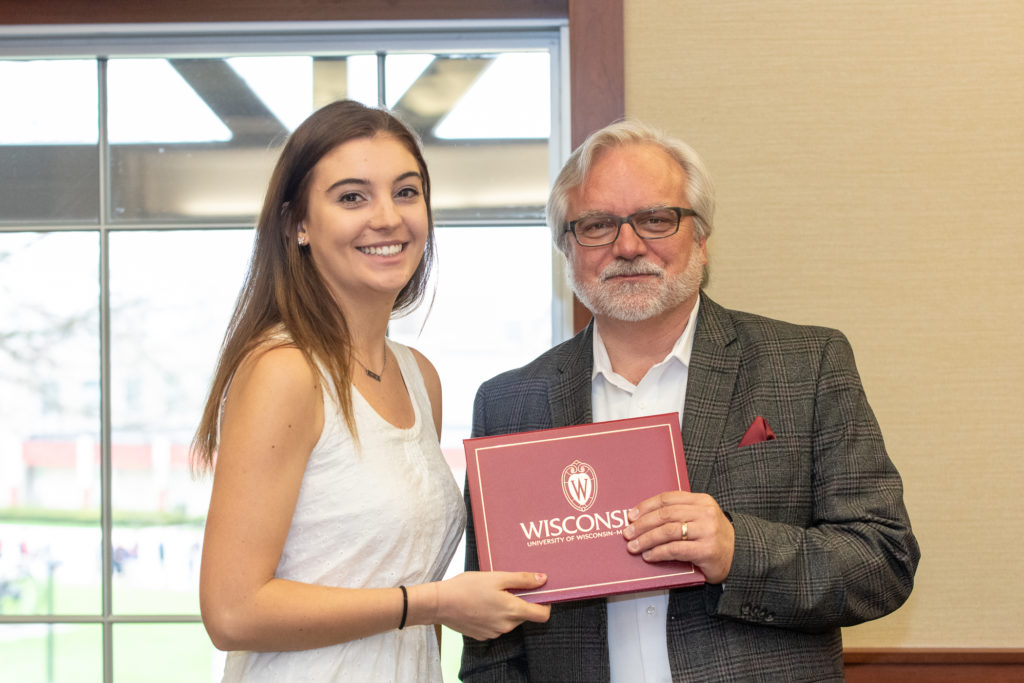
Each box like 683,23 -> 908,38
297,222 -> 309,246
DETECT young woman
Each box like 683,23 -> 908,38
192,100 -> 549,682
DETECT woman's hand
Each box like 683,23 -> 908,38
418,571 -> 551,640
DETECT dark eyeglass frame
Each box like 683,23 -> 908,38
564,206 -> 700,247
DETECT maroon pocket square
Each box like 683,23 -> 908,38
739,416 -> 777,447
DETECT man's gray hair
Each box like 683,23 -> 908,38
547,119 -> 715,254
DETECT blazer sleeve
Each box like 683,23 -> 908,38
709,330 -> 920,631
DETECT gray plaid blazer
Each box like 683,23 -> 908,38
460,292 -> 919,682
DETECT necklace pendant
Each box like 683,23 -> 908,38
354,348 -> 386,382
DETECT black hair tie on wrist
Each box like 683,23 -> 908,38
398,585 -> 408,630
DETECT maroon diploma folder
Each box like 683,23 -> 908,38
464,413 -> 705,603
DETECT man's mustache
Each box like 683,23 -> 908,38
600,258 -> 664,281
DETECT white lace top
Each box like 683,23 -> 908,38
220,339 -> 466,682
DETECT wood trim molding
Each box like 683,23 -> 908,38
0,0 -> 568,23
567,0 -> 624,149
845,648 -> 1024,663
844,648 -> 1024,683
568,0 -> 623,332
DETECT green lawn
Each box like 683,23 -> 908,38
1,581 -> 212,682
0,622 -> 214,683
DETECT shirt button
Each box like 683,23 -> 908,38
646,605 -> 656,616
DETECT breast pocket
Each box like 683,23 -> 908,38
713,438 -> 814,524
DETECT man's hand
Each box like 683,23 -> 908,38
622,491 -> 735,583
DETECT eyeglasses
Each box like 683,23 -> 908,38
564,206 -> 699,247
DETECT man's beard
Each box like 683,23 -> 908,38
567,248 -> 704,323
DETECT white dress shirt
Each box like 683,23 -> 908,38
591,299 -> 700,683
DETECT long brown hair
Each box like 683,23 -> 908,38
191,100 -> 435,473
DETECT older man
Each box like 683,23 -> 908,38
460,120 -> 919,682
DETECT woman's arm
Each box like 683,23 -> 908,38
200,345 -> 402,650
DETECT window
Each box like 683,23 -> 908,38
0,21 -> 567,682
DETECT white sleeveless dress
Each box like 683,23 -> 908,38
221,340 -> 466,682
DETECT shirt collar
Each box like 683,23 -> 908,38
591,296 -> 701,383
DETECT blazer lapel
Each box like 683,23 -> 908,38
550,322 -> 595,428
683,293 -> 740,494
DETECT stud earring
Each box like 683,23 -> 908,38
298,234 -> 308,246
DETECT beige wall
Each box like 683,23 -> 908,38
625,1 -> 1024,648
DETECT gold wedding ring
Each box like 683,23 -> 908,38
680,522 -> 689,541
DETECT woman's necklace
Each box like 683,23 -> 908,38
353,348 -> 387,382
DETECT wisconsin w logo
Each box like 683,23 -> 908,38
561,459 -> 598,511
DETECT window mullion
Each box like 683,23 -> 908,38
97,55 -> 115,683
376,51 -> 387,107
